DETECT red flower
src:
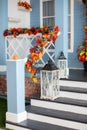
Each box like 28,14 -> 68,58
30,48 -> 35,53
54,26 -> 60,33
3,30 -> 8,36
18,1 -> 32,10
36,37 -> 41,45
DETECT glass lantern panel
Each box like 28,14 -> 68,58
53,71 -> 59,96
60,60 -> 67,69
42,71 -> 52,83
41,70 -> 60,99
41,72 -> 47,96
41,71 -> 52,97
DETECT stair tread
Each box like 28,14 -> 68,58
26,105 -> 87,124
31,96 -> 87,107
60,86 -> 87,93
60,69 -> 87,82
55,97 -> 87,107
7,119 -> 76,130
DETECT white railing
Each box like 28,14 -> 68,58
5,34 -> 55,67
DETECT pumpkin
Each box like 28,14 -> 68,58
12,55 -> 19,60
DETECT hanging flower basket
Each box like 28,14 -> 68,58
18,1 -> 32,11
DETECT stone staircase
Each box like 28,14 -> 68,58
6,80 -> 87,130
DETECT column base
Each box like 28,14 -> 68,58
6,111 -> 27,123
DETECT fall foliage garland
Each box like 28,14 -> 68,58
3,26 -> 60,82
18,1 -> 32,10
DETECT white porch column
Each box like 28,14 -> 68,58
6,59 -> 27,123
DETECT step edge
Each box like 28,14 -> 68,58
59,80 -> 87,88
31,97 -> 87,107
28,113 -> 87,130
6,119 -> 76,130
60,88 -> 87,94
60,91 -> 87,101
27,106 -> 87,124
30,100 -> 87,115
6,121 -> 32,130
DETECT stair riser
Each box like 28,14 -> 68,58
31,99 -> 87,115
60,91 -> 87,101
28,113 -> 87,130
6,123 -> 31,130
60,80 -> 87,88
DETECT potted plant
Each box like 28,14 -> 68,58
77,25 -> 87,71
77,0 -> 87,71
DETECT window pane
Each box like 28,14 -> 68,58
68,0 -> 74,52
68,33 -> 71,49
68,16 -> 71,32
43,0 -> 54,17
43,17 -> 55,26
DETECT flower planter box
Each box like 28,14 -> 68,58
18,6 -> 32,11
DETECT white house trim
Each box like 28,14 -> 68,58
68,0 -> 74,52
6,111 -> 27,123
59,80 -> 87,88
28,113 -> 87,130
6,123 -> 31,130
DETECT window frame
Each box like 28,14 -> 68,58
40,0 -> 74,52
68,0 -> 74,52
40,0 -> 55,27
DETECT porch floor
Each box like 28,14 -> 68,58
61,69 -> 87,82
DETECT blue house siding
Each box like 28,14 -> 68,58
55,0 -> 64,59
0,0 -> 8,65
68,0 -> 86,69
0,0 -> 86,69
30,0 -> 40,27
55,0 -> 68,60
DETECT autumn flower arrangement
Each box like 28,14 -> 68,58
77,25 -> 87,62
3,26 -> 60,82
18,1 -> 32,10
3,26 -> 55,38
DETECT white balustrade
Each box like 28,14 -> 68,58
5,34 -> 55,67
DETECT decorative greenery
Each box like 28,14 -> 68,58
18,1 -> 32,10
77,26 -> 87,62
